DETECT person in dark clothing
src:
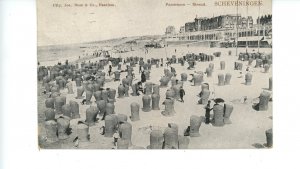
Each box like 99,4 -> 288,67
101,111 -> 107,121
136,84 -> 140,96
205,100 -> 213,124
171,67 -> 176,74
100,126 -> 105,135
166,61 -> 171,67
184,126 -> 190,136
181,60 -> 184,66
108,65 -> 112,76
141,71 -> 146,83
179,86 -> 185,102
81,99 -> 87,105
136,82 -> 143,95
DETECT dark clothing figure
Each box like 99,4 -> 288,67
101,113 -> 106,121
171,67 -> 176,74
166,62 -> 171,67
81,99 -> 87,105
108,65 -> 112,76
205,101 -> 213,124
141,72 -> 146,83
184,126 -> 190,136
181,60 -> 184,66
179,88 -> 185,102
100,126 -> 105,135
136,84 -> 140,96
205,106 -> 213,124
136,82 -> 143,95
199,91 -> 203,97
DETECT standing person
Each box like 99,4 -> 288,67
179,86 -> 185,102
126,61 -> 130,70
141,71 -> 146,83
108,65 -> 112,76
205,100 -> 213,124
139,65 -> 142,73
113,130 -> 120,148
100,125 -> 105,135
181,59 -> 184,66
137,81 -> 143,95
184,126 -> 190,136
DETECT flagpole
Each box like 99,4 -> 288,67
258,2 -> 260,53
246,0 -> 248,53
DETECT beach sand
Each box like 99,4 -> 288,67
38,44 -> 272,149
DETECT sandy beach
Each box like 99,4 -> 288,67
38,43 -> 272,149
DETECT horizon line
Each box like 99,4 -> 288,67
37,34 -> 164,47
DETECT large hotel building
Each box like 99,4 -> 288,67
165,14 -> 272,48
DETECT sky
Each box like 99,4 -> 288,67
37,0 -> 272,46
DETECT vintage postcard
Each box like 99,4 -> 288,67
37,0 -> 272,149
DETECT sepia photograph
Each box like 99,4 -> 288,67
37,0 -> 272,149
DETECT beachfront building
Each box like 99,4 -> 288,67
185,22 -> 196,32
179,26 -> 185,33
174,14 -> 271,48
257,15 -> 272,25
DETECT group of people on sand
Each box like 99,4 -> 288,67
99,122 -> 121,149
183,98 -> 225,136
